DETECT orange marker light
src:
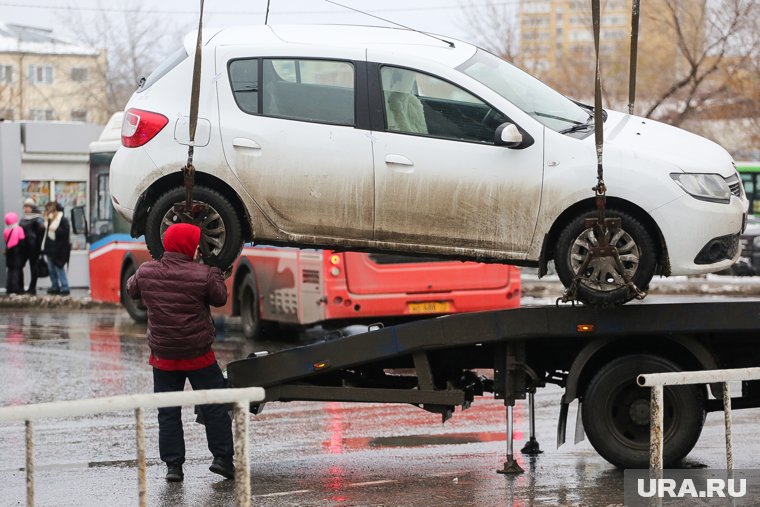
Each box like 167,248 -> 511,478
314,361 -> 330,371
577,324 -> 595,333
330,255 -> 341,265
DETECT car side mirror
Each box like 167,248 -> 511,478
495,123 -> 523,148
71,205 -> 88,237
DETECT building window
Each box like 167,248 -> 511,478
29,109 -> 55,121
28,65 -> 53,84
70,109 -> 88,122
0,108 -> 13,120
0,64 -> 13,83
70,67 -> 88,82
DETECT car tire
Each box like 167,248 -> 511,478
582,354 -> 705,469
145,186 -> 243,270
555,209 -> 656,306
121,262 -> 147,323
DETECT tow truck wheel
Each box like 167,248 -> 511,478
121,262 -> 147,323
582,354 -> 705,469
145,186 -> 243,270
239,274 -> 262,341
555,209 -> 656,306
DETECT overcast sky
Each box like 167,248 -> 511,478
0,0 -> 490,50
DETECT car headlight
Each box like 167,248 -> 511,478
670,173 -> 731,204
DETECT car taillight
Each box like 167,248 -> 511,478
121,108 -> 168,148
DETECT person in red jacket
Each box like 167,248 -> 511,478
127,223 -> 234,483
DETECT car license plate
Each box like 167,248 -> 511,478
408,301 -> 451,314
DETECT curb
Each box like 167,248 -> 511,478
0,294 -> 119,310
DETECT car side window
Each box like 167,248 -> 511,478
262,59 -> 355,126
380,66 -> 508,144
229,59 -> 259,114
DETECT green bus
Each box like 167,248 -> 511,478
737,161 -> 760,215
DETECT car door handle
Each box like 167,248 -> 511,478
232,137 -> 261,149
385,154 -> 413,166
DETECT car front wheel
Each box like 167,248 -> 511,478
145,186 -> 243,269
555,209 -> 657,306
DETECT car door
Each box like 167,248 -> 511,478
369,63 -> 544,256
216,46 -> 374,239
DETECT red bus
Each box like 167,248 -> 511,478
85,114 -> 520,339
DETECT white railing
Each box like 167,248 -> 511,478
638,367 -> 760,471
0,387 -> 266,507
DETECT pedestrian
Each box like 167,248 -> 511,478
126,223 -> 235,483
42,201 -> 71,296
20,198 -> 45,295
3,212 -> 26,294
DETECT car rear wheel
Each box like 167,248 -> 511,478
555,209 -> 657,306
121,262 -> 147,323
582,354 -> 705,469
145,186 -> 243,269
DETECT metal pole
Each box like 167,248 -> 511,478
498,404 -> 524,474
233,401 -> 251,507
521,392 -> 542,455
650,386 -> 664,471
723,382 -> 733,472
25,420 -> 34,507
135,408 -> 147,507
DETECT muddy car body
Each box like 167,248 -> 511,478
110,24 -> 747,305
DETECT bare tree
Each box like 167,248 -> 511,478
460,0 -> 519,62
57,1 -> 190,117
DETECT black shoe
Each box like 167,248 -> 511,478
166,465 -> 184,482
46,288 -> 60,295
59,290 -> 70,296
209,457 -> 235,479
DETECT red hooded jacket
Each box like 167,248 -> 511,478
126,224 -> 227,364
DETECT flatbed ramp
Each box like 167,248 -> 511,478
227,300 -> 760,471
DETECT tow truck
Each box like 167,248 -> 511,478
227,299 -> 760,470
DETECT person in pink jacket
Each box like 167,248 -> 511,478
4,212 -> 26,294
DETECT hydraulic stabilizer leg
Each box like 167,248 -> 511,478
498,403 -> 524,474
521,392 -> 543,455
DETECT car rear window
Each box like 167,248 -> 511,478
138,47 -> 188,93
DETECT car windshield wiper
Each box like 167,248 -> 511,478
532,111 -> 584,125
559,114 -> 595,134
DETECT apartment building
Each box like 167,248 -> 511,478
0,22 -> 108,124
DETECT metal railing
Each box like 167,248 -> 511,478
638,367 -> 760,471
0,387 -> 266,507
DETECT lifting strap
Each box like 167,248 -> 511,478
628,0 -> 641,114
560,0 -> 646,304
182,0 -> 205,211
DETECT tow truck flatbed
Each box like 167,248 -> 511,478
227,300 -> 760,470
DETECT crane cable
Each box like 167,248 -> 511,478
182,0 -> 205,212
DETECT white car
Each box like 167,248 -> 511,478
110,24 -> 747,305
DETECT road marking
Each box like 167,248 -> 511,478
253,489 -> 313,498
347,479 -> 397,487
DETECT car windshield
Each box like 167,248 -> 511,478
458,49 -> 590,132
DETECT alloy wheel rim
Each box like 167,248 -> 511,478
569,226 -> 640,292
160,203 -> 227,259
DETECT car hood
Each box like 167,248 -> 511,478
602,110 -> 735,177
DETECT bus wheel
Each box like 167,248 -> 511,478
582,354 -> 705,469
121,262 -> 147,323
240,274 -> 265,341
145,186 -> 243,270
555,209 -> 656,306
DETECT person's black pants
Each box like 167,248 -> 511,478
152,363 -> 233,467
5,266 -> 24,294
27,253 -> 39,294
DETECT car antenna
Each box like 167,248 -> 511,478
324,0 -> 455,48
265,0 -> 271,24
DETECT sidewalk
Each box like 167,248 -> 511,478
0,288 -> 117,309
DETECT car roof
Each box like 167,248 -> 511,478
195,24 -> 477,67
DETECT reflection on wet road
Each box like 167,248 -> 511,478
1,308 -> 758,506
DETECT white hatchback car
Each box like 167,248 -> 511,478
111,24 -> 747,305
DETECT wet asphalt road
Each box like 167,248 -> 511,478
1,304 -> 759,507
